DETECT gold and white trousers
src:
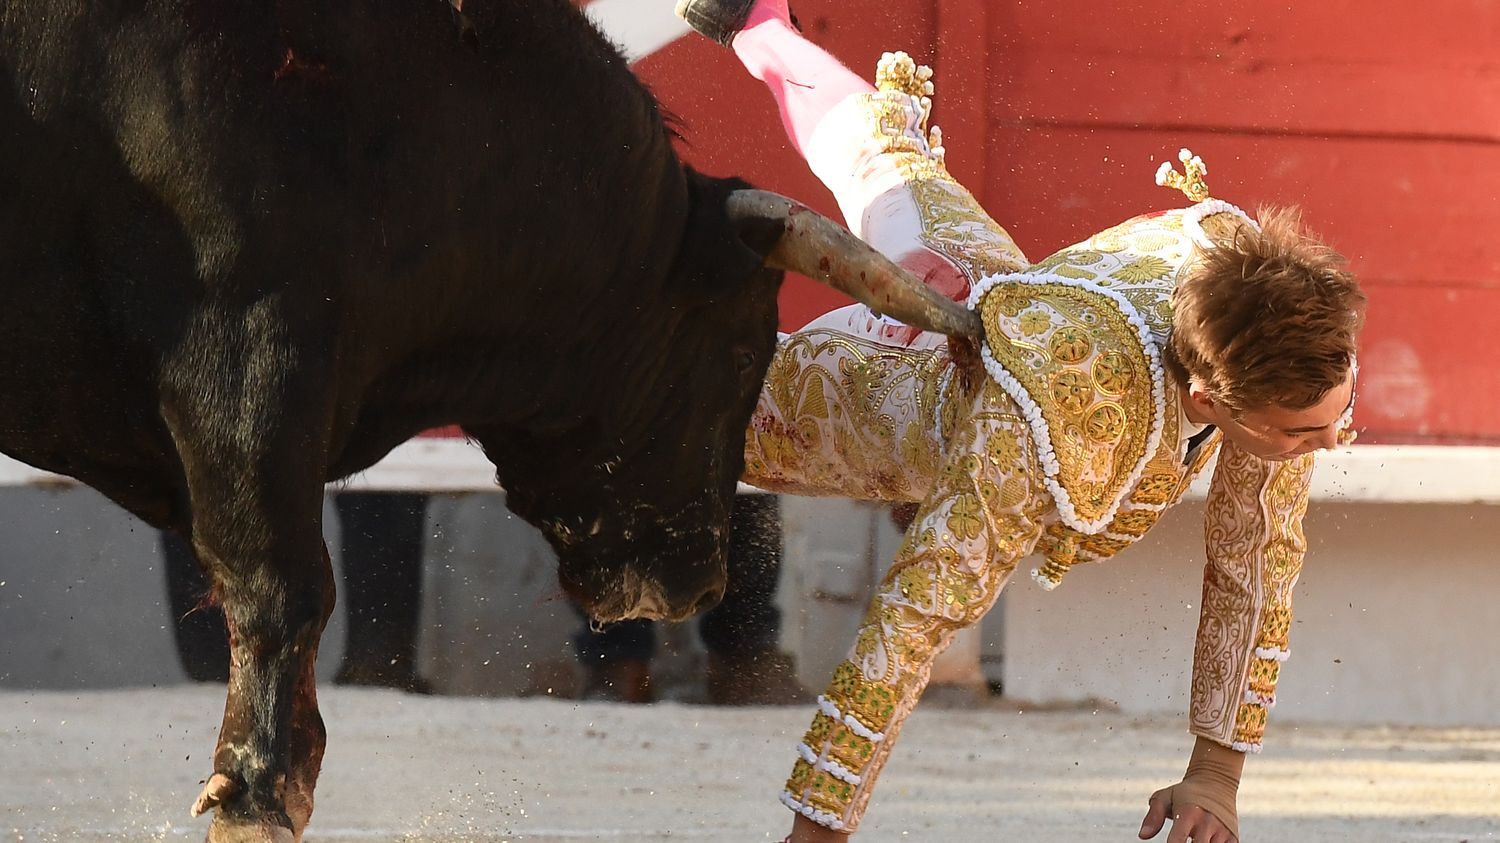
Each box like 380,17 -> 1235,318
744,329 -> 1055,831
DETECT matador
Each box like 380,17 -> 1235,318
676,1 -> 1368,842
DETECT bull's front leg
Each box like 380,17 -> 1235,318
163,315 -> 337,843
187,541 -> 335,842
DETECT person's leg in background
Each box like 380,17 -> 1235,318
700,492 -> 809,705
334,491 -> 431,692
163,491 -> 431,691
161,530 -> 230,682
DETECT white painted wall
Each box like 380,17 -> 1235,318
997,499 -> 1500,727
772,491 -> 1500,729
0,448 -> 1495,730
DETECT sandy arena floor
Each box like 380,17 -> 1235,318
2,686 -> 1497,842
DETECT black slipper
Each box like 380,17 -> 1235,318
674,0 -> 801,47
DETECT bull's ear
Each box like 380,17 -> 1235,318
730,207 -> 787,263
673,170 -> 784,303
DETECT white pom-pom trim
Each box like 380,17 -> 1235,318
796,743 -> 862,785
1231,741 -> 1264,754
1254,646 -> 1291,662
817,695 -> 886,743
1243,690 -> 1277,708
1030,568 -> 1062,590
780,791 -> 847,830
1182,199 -> 1258,249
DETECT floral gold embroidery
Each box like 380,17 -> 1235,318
1019,308 -> 1053,336
946,493 -> 984,541
1051,370 -> 1093,413
1085,402 -> 1127,443
1092,351 -> 1137,395
1050,327 -> 1093,363
1116,254 -> 1173,283
986,429 -> 1021,466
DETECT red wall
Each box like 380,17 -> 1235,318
634,1 -> 1500,445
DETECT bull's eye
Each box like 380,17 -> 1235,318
734,347 -> 757,376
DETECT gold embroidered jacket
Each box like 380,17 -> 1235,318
744,203 -> 1321,831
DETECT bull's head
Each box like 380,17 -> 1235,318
496,172 -> 980,624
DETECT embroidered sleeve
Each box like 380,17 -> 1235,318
1189,441 -> 1315,752
780,379 -> 1048,831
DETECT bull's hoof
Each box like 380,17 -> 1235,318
193,773 -> 300,843
204,819 -> 296,843
191,773 -> 239,817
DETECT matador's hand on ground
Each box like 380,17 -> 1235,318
1138,793 -> 1236,843
1138,736 -> 1245,842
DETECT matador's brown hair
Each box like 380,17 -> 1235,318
1164,207 -> 1367,413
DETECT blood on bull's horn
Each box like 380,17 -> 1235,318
727,189 -> 983,343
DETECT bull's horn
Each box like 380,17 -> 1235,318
727,189 -> 983,343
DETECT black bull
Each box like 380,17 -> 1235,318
0,0 -> 979,838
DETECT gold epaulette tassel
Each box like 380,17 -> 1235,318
1155,148 -> 1212,202
1031,525 -> 1079,591
875,50 -> 945,163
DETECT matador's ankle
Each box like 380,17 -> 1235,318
674,0 -> 797,47
674,0 -> 758,46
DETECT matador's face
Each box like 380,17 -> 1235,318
1205,370 -> 1356,461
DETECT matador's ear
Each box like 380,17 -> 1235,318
671,169 -> 777,305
